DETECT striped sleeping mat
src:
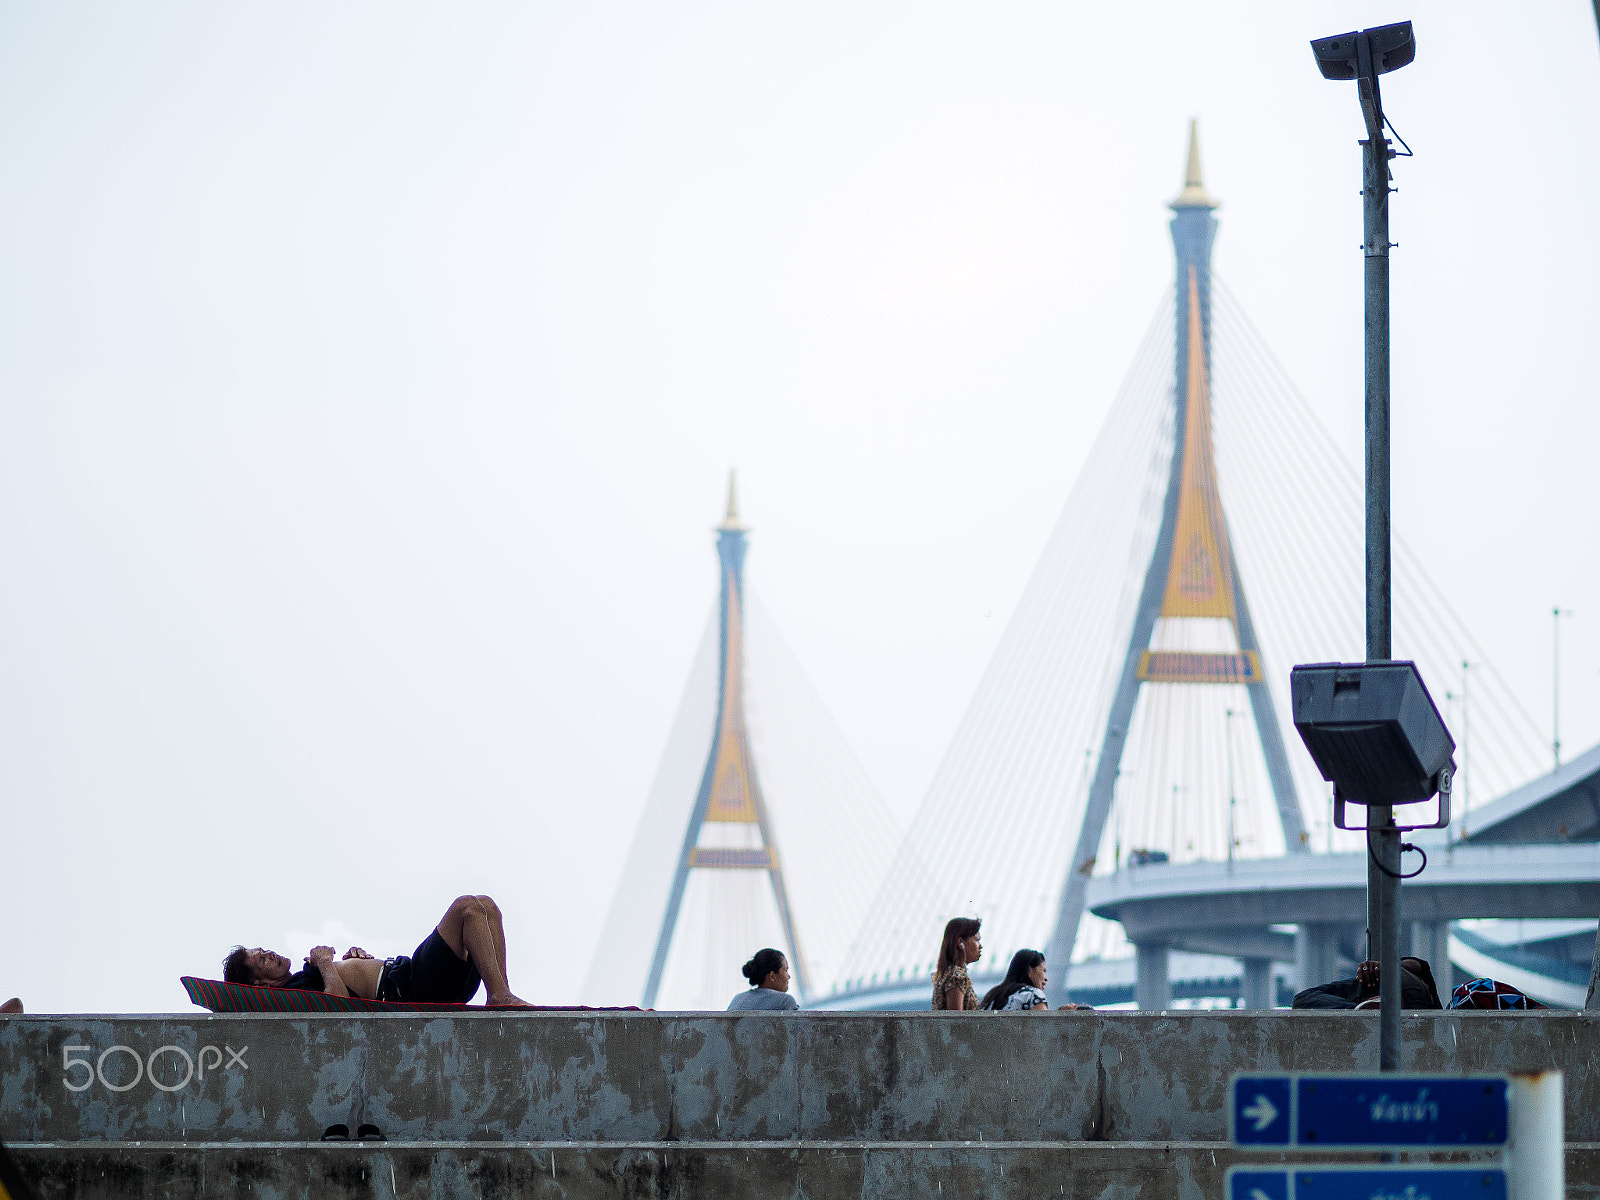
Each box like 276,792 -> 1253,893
181,977 -> 637,1014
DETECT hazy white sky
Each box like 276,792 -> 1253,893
1,2 -> 1596,1013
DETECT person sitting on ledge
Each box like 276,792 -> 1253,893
1292,955 -> 1442,1010
726,948 -> 800,1011
223,895 -> 528,1007
977,949 -> 1093,1012
932,916 -> 983,1010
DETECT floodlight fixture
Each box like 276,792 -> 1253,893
1310,22 -> 1416,81
1290,661 -> 1455,831
1310,21 -> 1415,142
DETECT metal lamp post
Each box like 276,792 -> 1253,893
1308,20 -> 1421,1072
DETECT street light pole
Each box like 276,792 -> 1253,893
1365,99 -> 1403,1065
1311,19 -> 1415,1074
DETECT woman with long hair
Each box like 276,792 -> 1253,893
931,917 -> 982,1010
978,949 -> 1047,1011
977,949 -> 1090,1012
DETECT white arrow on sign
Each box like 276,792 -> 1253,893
1241,1094 -> 1280,1132
1249,1189 -> 1275,1200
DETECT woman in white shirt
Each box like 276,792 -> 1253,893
978,949 -> 1090,1012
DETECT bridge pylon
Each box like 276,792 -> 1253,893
1044,123 -> 1309,1006
640,473 -> 810,1009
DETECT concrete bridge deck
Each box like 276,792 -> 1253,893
3,1010 -> 1597,1197
1085,841 -> 1600,1007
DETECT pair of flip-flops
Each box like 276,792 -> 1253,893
320,1124 -> 385,1142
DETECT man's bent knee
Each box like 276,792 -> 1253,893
475,895 -> 500,916
449,895 -> 483,916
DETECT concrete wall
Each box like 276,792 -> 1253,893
4,1011 -> 1597,1198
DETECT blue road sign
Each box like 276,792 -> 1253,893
1226,1165 -> 1506,1200
1229,1074 -> 1508,1149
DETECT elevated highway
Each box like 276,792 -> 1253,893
822,744 -> 1600,1012
1082,742 -> 1600,1008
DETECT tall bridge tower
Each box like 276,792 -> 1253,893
641,475 -> 810,1009
827,121 -> 1550,1014
1044,123 -> 1309,1003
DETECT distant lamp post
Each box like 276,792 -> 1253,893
1553,607 -> 1574,768
1460,660 -> 1475,833
1443,690 -> 1457,844
1446,661 -> 1477,842
1225,707 -> 1242,869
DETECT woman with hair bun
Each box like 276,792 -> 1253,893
726,947 -> 800,1011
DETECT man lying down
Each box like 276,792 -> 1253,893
223,895 -> 528,1007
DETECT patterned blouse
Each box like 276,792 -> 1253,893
1000,984 -> 1050,1011
932,963 -> 980,1011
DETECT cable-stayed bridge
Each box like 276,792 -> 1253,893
594,126 -> 1594,1012
823,125 -> 1580,1010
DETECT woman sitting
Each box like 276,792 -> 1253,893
931,917 -> 983,1010
978,949 -> 1092,1012
727,948 -> 800,1011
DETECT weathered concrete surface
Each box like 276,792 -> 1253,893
4,1011 -> 1598,1145
14,1143 -> 1599,1200
5,1012 -> 1597,1197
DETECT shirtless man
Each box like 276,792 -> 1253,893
223,895 -> 527,1007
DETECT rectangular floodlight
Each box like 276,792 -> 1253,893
1290,661 -> 1454,806
1310,21 -> 1416,81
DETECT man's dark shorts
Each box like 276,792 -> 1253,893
378,930 -> 482,1004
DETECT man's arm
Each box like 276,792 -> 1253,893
308,946 -> 350,998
